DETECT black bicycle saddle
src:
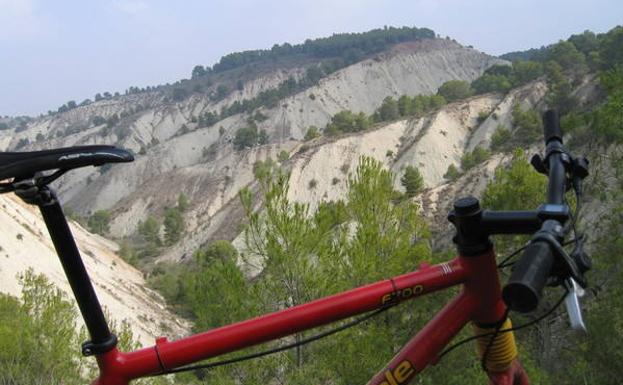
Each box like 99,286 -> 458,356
0,145 -> 134,181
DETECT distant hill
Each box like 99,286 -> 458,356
0,28 -> 506,267
196,26 -> 436,74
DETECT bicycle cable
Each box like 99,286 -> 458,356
160,303 -> 396,375
498,238 -> 578,269
437,289 -> 567,361
497,244 -> 529,269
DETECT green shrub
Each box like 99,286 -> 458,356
461,147 -> 490,171
375,97 -> 400,121
203,143 -> 218,159
298,144 -> 310,154
400,166 -> 424,197
177,193 -> 189,212
106,114 -> 119,128
277,150 -> 290,162
233,125 -> 259,150
511,104 -> 542,144
325,110 -> 371,136
164,207 -> 184,245
477,110 -> 491,124
253,158 -> 275,181
471,74 -> 512,94
443,164 -> 460,181
0,271 -> 88,383
490,125 -> 512,151
304,126 -> 320,141
437,80 -> 473,102
511,60 -> 544,85
593,66 -> 623,142
258,129 -> 268,145
92,116 -> 106,126
87,210 -> 111,235
397,94 -> 446,117
138,216 -> 161,254
15,138 -> 29,149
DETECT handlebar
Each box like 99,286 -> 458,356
503,240 -> 555,312
502,110 -> 581,313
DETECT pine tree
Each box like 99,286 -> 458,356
400,166 -> 424,197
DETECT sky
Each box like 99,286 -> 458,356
1,0 -> 621,117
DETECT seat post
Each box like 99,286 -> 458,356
15,182 -> 117,356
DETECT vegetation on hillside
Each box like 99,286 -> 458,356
322,93 -> 446,138
312,24 -> 620,143
30,26 -> 435,119
0,270 -> 151,385
192,26 -> 435,76
117,193 -> 190,266
168,27 -> 436,114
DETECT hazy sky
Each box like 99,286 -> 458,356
1,0 -> 621,116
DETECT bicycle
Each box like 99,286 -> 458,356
0,110 -> 591,385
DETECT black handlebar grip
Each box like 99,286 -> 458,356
543,109 -> 562,144
502,241 -> 555,312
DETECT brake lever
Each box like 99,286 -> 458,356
563,278 -> 587,333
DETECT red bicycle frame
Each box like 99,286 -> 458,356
91,248 -> 527,385
6,110 -> 580,385
21,186 -> 534,385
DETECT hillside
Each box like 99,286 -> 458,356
0,37 -> 503,255
0,30 -> 509,347
0,194 -> 188,345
